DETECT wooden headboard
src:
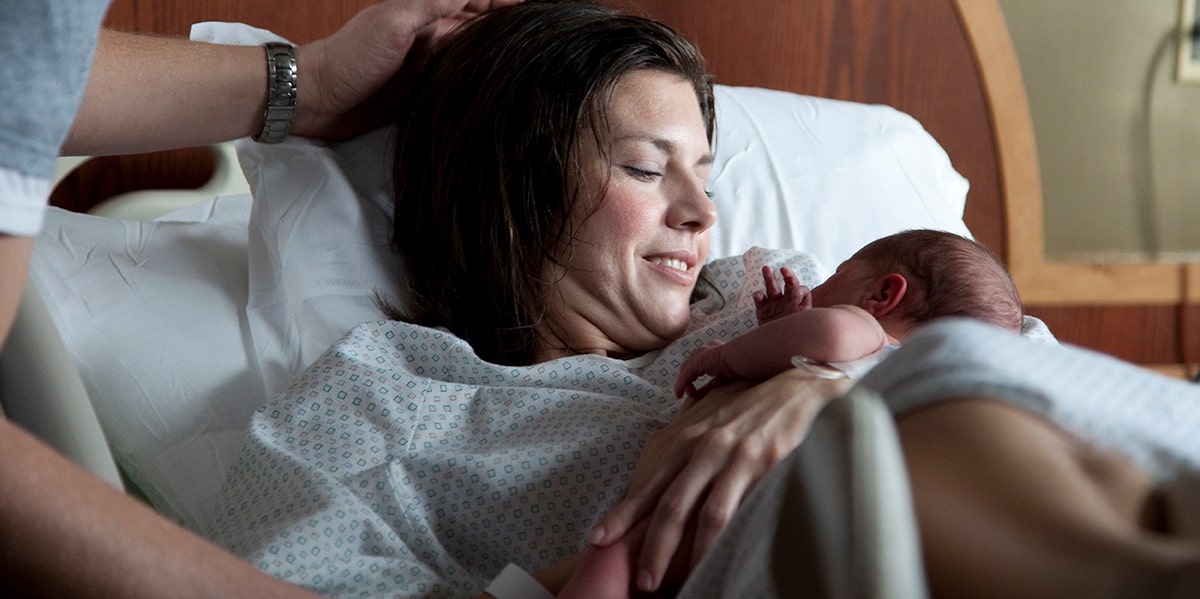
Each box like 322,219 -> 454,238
76,0 -> 1198,376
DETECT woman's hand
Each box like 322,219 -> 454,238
296,0 -> 521,139
587,369 -> 852,593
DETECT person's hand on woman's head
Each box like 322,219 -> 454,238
588,369 -> 852,593
294,0 -> 522,140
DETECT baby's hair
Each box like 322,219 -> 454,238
854,229 -> 1023,331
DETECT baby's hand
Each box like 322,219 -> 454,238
674,340 -> 733,401
753,265 -> 812,324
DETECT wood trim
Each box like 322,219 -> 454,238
1144,364 -> 1192,378
956,0 -> 1195,307
953,0 -> 1042,269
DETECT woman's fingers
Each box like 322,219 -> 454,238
588,383 -> 747,547
650,372 -> 851,589
595,371 -> 851,592
687,444 -> 760,567
587,426 -> 689,547
634,422 -> 742,591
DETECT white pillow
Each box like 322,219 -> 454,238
707,86 -> 971,269
28,23 -> 974,533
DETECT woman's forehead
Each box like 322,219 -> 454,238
600,71 -> 711,153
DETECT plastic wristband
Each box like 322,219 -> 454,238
484,563 -> 554,599
791,355 -> 850,379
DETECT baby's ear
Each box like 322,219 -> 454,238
864,273 -> 907,317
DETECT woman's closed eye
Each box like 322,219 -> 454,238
623,165 -> 663,181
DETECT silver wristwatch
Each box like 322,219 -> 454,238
253,42 -> 297,144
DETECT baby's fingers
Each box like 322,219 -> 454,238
688,377 -> 724,403
760,265 -> 781,298
779,266 -> 801,292
674,378 -> 698,400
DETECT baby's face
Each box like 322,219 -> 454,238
810,258 -> 874,308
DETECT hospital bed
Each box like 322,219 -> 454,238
0,0 -> 1074,594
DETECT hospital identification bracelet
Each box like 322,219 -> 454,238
483,563 -> 554,599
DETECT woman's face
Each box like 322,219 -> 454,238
541,69 -> 716,360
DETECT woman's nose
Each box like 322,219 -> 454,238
670,177 -> 717,233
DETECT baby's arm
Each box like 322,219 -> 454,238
675,305 -> 885,399
754,266 -> 811,324
558,518 -> 689,599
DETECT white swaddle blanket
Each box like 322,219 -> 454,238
859,318 -> 1200,571
860,318 -> 1200,483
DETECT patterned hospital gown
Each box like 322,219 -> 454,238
207,248 -> 824,597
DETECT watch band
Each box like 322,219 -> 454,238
253,42 -> 297,144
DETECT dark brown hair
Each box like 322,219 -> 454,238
387,0 -> 714,365
853,229 -> 1024,331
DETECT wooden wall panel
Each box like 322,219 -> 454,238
103,0 -> 376,42
1026,304 -> 1199,378
50,148 -> 211,213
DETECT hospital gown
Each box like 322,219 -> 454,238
208,247 -> 824,597
212,243 -> 1200,596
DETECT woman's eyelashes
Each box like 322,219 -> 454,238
619,164 -> 712,199
623,165 -> 663,181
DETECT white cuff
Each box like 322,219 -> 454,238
484,563 -> 554,599
0,166 -> 50,236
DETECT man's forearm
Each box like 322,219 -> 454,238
0,236 -> 33,348
62,29 -> 265,156
0,419 -> 319,598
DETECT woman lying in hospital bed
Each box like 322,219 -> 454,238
23,1 -> 1200,597
197,2 -> 1200,597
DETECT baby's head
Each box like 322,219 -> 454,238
813,230 -> 1023,339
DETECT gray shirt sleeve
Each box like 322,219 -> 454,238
0,2 -> 111,180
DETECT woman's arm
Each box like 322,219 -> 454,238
592,369 -> 852,593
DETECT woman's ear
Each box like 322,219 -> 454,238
863,273 -> 907,317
